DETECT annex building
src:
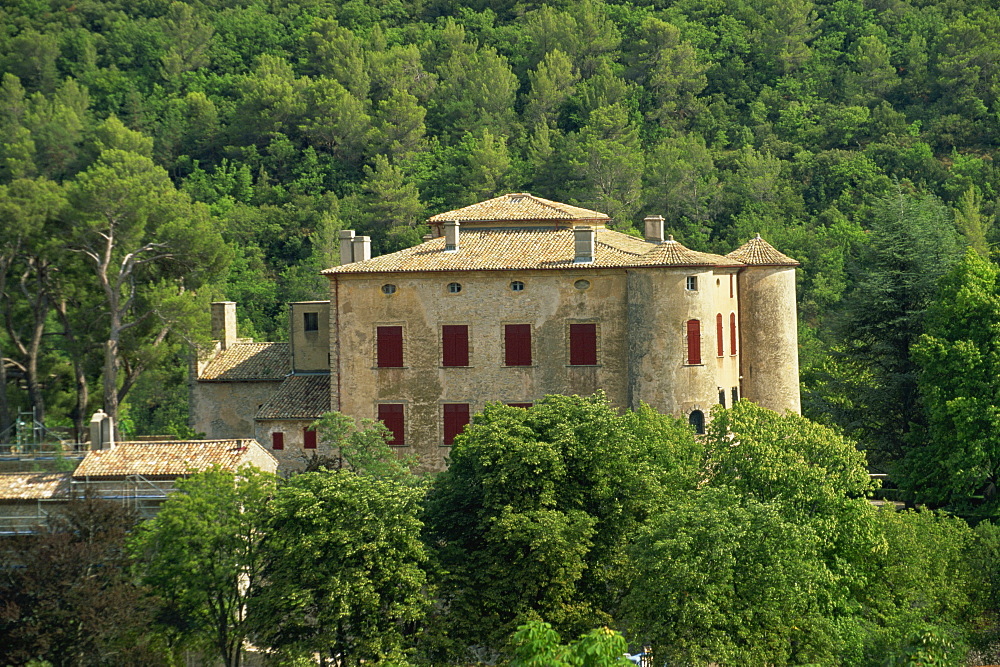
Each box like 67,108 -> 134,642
192,193 -> 800,472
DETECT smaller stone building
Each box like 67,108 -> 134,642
0,472 -> 71,535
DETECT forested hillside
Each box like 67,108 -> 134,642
1,0 -> 999,505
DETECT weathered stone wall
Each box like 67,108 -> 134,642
190,381 -> 283,439
738,265 -> 801,414
332,268 -> 632,470
254,418 -> 334,474
290,301 -> 330,372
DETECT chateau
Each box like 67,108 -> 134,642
192,193 -> 800,471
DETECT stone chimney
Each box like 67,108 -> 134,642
574,226 -> 595,264
352,235 -> 371,262
644,215 -> 665,244
444,221 -> 460,252
339,230 -> 356,265
211,301 -> 238,351
89,409 -> 114,450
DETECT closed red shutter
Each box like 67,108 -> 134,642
716,314 -> 724,357
271,432 -> 284,450
303,428 -> 317,449
686,319 -> 701,365
730,274 -> 734,298
730,312 -> 737,355
442,325 -> 469,367
377,404 -> 405,445
505,324 -> 532,366
376,326 -> 403,367
569,323 -> 598,365
443,403 -> 471,445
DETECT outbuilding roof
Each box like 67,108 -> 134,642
428,193 -> 610,225
256,374 -> 331,420
0,472 -> 71,500
727,235 -> 799,266
73,440 -> 274,479
323,228 -> 741,275
198,342 -> 290,381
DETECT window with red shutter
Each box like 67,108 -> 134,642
686,319 -> 701,364
271,431 -> 284,450
303,428 -> 317,449
730,274 -> 734,298
443,403 -> 470,445
505,324 -> 532,366
716,314 -> 724,357
376,326 -> 403,367
730,312 -> 737,355
377,404 -> 405,445
569,323 -> 598,365
442,325 -> 469,367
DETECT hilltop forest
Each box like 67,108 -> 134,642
2,0 -> 1000,508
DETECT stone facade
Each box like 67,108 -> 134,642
192,194 -> 801,472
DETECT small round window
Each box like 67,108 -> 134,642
510,281 -> 525,292
381,284 -> 397,295
447,282 -> 462,293
574,279 -> 591,290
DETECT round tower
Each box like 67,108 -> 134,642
727,235 -> 801,414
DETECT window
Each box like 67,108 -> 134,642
505,324 -> 532,366
574,279 -> 591,290
443,403 -> 470,445
382,284 -> 397,295
303,428 -> 317,449
448,282 -> 462,293
510,281 -> 524,292
376,326 -> 403,367
686,276 -> 697,291
508,403 -> 533,409
303,312 -> 319,332
719,389 -> 726,407
377,404 -> 405,446
730,312 -> 737,355
716,314 -> 724,357
442,325 -> 469,367
689,410 -> 705,434
686,319 -> 701,364
729,274 -> 734,298
732,387 -> 739,405
271,431 -> 284,450
569,323 -> 598,365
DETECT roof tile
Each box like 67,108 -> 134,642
727,235 -> 799,266
199,342 -> 290,381
73,440 -> 272,479
428,193 -> 610,224
324,229 -> 740,275
0,472 -> 71,500
256,375 -> 331,420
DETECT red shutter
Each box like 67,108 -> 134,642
303,428 -> 317,449
377,404 -> 405,445
686,319 -> 701,365
443,403 -> 471,445
730,274 -> 734,298
716,314 -> 724,357
376,326 -> 403,367
730,312 -> 737,355
569,323 -> 598,365
505,324 -> 532,366
442,325 -> 469,367
271,431 -> 284,450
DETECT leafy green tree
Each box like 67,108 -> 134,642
509,621 -> 632,667
423,395 -> 702,655
130,467 -> 277,667
523,49 -> 579,130
904,249 -> 1000,511
249,471 -> 428,666
63,149 -> 229,425
158,2 -> 214,82
311,410 -> 418,481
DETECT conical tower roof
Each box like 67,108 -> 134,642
727,234 -> 799,266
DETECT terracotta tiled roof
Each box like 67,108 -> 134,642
323,229 -> 741,275
0,472 -> 71,500
73,440 -> 270,479
256,374 -> 331,420
727,235 -> 799,266
199,342 -> 290,381
428,193 -> 610,225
